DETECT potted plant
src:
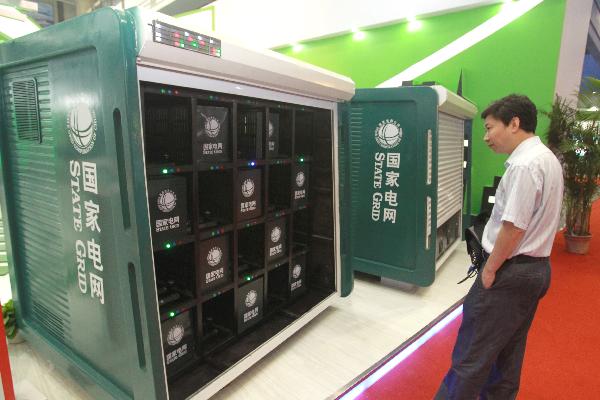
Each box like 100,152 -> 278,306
3,299 -> 19,342
545,83 -> 600,254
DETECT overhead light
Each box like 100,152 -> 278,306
408,20 -> 422,31
407,15 -> 422,31
353,30 -> 366,40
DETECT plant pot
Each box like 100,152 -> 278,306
7,331 -> 25,344
564,232 -> 592,255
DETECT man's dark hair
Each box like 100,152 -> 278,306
481,94 -> 537,133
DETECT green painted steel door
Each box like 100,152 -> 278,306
340,87 -> 439,286
0,9 -> 167,399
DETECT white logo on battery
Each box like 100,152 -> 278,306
271,226 -> 282,243
296,172 -> 305,188
167,323 -> 185,346
245,289 -> 258,308
204,115 -> 221,138
207,246 -> 223,267
157,189 -> 177,213
242,178 -> 255,198
292,264 -> 302,279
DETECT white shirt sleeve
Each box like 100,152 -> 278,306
500,165 -> 542,230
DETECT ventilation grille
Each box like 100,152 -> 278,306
0,210 -> 7,273
12,79 -> 41,142
3,65 -> 71,345
437,113 -> 464,228
349,105 -> 363,242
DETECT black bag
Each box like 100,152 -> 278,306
457,226 -> 486,284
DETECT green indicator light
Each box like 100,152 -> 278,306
300,158 -> 304,162
162,168 -> 168,174
246,275 -> 252,281
169,311 -> 176,318
165,243 -> 172,249
160,89 -> 166,94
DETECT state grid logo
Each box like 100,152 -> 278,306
245,290 -> 258,308
157,189 -> 177,213
167,324 -> 185,346
271,226 -> 282,243
207,246 -> 223,267
374,119 -> 402,149
241,178 -> 255,198
67,103 -> 97,154
204,115 -> 221,138
268,121 -> 274,138
292,264 -> 302,279
295,172 -> 305,188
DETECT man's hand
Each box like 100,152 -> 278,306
481,266 -> 496,289
482,221 -> 526,289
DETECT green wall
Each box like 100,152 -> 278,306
278,0 -> 567,214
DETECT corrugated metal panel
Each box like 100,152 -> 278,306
437,112 -> 464,228
2,65 -> 71,344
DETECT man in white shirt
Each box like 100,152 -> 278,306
435,94 -> 563,399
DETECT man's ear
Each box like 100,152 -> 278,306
510,116 -> 521,132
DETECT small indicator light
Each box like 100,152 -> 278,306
169,311 -> 176,318
165,243 -> 172,249
162,168 -> 168,174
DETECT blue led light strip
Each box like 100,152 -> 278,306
339,305 -> 463,400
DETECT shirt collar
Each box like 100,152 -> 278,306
505,136 -> 541,167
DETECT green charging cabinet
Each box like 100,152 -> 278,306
340,86 -> 476,286
0,7 -> 354,399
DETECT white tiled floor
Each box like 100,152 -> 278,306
2,244 -> 471,400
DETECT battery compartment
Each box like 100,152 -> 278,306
198,169 -> 233,228
268,164 -> 291,213
143,93 -> 192,167
267,108 -> 292,159
237,106 -> 264,161
141,84 -> 336,400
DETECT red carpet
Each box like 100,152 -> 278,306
348,200 -> 600,399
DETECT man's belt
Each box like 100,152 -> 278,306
483,251 -> 549,264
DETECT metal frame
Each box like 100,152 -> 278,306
136,65 -> 343,399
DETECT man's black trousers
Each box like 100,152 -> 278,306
434,257 -> 551,399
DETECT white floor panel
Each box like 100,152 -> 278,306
2,243 -> 471,400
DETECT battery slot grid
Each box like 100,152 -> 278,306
141,83 -> 336,399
